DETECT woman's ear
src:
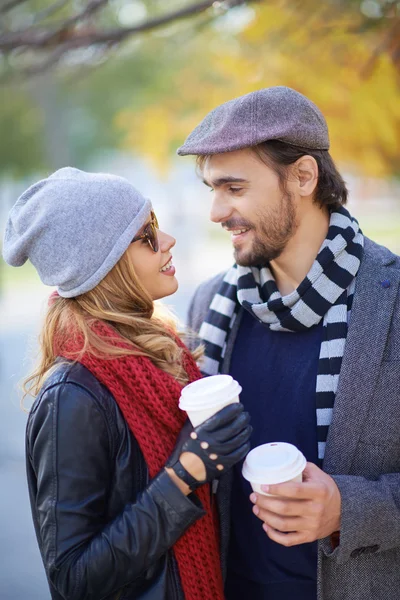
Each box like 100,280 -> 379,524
295,155 -> 318,197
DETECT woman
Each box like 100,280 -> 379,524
3,167 -> 251,600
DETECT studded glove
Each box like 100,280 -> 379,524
166,403 -> 252,492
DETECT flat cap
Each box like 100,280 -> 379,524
3,167 -> 151,297
177,86 -> 329,156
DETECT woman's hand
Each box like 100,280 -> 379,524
165,403 -> 252,494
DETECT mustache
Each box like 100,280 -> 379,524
222,219 -> 254,230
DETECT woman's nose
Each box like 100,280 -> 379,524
158,229 -> 176,252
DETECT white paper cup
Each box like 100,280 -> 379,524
179,374 -> 242,427
242,442 -> 306,496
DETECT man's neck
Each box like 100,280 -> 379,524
270,207 -> 330,297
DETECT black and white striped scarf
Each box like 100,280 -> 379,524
199,207 -> 364,463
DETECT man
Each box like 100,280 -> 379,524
177,87 -> 400,600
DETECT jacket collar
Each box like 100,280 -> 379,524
323,238 -> 400,472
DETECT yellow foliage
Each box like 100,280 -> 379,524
116,1 -> 400,177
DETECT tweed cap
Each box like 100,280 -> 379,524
177,86 -> 329,156
3,167 -> 152,297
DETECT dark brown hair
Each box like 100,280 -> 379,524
196,140 -> 348,211
252,140 -> 348,211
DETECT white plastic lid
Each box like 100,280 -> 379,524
242,442 -> 306,485
179,374 -> 242,411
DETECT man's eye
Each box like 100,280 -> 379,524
229,187 -> 242,193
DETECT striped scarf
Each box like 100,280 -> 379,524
199,207 -> 364,463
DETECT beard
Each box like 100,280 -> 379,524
232,191 -> 298,267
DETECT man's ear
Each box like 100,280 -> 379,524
295,156 -> 318,197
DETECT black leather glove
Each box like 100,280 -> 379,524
166,403 -> 252,492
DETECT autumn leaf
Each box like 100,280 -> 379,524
116,1 -> 400,177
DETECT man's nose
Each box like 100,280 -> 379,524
158,230 -> 176,253
210,195 -> 233,224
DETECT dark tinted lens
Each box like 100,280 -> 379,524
147,220 -> 159,252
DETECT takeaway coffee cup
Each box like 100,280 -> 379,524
179,374 -> 242,427
242,442 -> 306,496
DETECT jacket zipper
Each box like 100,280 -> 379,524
170,550 -> 184,600
211,478 -> 219,514
112,437 -> 147,600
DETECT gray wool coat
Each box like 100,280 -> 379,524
186,237 -> 400,600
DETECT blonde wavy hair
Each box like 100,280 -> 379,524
23,249 -> 203,399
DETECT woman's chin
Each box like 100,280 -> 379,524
152,277 -> 179,301
166,277 -> 179,297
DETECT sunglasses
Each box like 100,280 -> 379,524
131,211 -> 159,253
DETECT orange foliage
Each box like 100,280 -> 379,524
116,1 -> 400,177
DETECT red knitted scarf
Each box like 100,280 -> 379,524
56,319 -> 224,600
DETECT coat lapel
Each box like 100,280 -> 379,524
323,241 -> 400,474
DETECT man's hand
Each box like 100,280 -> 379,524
250,462 -> 341,547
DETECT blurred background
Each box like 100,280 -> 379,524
0,1 -> 399,598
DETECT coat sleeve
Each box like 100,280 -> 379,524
27,381 -> 205,600
319,473 -> 400,563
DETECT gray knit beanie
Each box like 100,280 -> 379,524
2,167 -> 152,297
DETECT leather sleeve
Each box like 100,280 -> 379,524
27,381 -> 205,600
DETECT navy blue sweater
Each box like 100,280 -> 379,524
226,308 -> 322,600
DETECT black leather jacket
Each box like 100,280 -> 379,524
25,361 -> 207,600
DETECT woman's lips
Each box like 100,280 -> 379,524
161,265 -> 176,276
160,256 -> 176,276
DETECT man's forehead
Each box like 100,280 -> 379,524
202,150 -> 259,184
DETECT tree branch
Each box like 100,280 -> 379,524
45,0 -> 108,35
0,0 -> 29,14
361,16 -> 400,78
0,0 -> 257,52
13,46 -> 67,78
0,0 -> 109,50
32,0 -> 71,25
